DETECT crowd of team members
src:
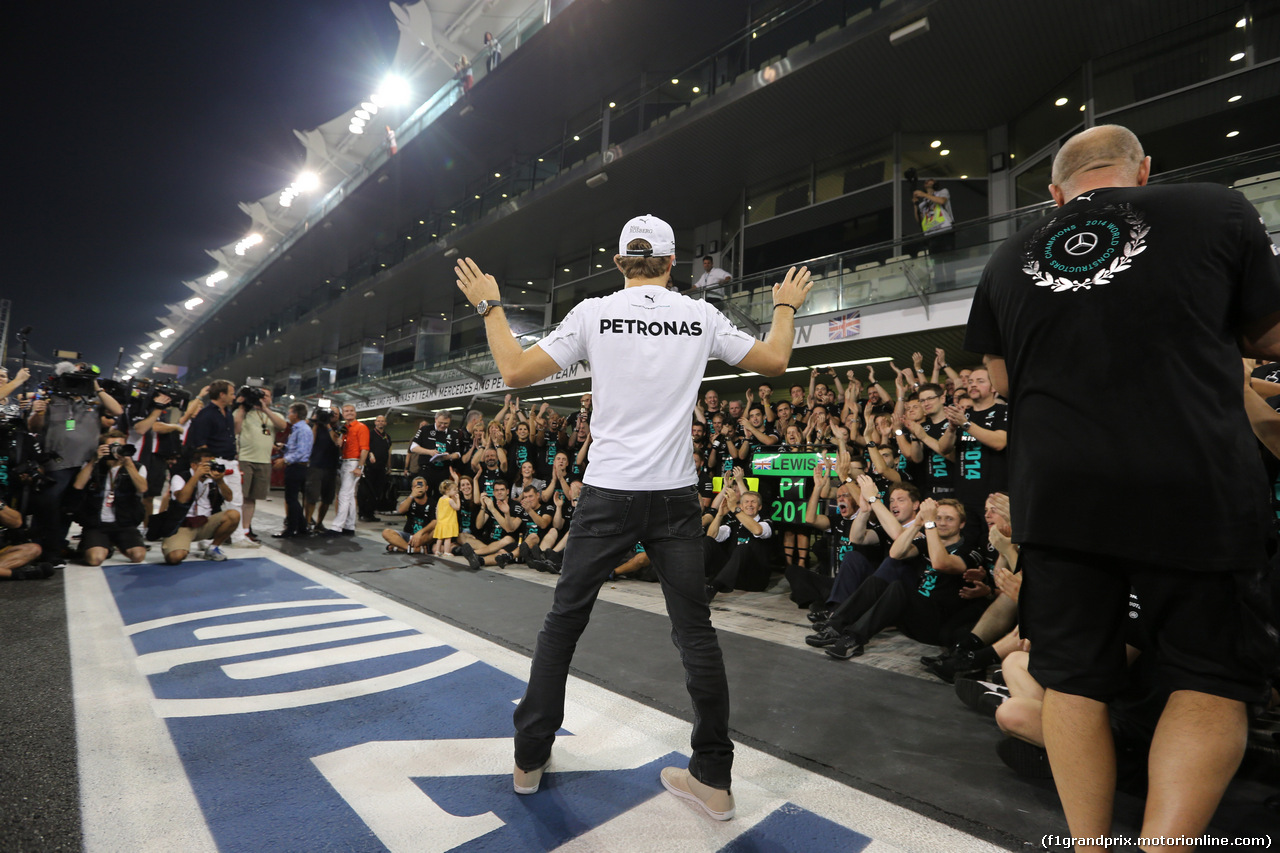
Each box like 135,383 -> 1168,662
398,352 -> 1280,783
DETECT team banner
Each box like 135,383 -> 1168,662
747,452 -> 836,477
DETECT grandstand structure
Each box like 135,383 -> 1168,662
139,0 -> 1280,422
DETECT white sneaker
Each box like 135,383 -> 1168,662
660,767 -> 734,821
232,538 -> 262,549
513,759 -> 550,794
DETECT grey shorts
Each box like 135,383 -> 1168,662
241,460 -> 272,501
306,467 -> 337,504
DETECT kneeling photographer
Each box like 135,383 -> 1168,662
233,381 -> 285,543
70,430 -> 148,566
155,446 -> 240,564
28,361 -> 124,566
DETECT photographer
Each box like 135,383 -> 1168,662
183,380 -> 247,545
233,384 -> 286,543
326,403 -> 369,536
71,430 -> 148,566
132,388 -> 185,522
28,362 -> 124,565
160,446 -> 239,564
305,404 -> 341,532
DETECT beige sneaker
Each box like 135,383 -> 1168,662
513,759 -> 550,795
660,767 -> 735,821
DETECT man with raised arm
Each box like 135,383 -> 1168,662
455,214 -> 811,822
965,124 -> 1280,851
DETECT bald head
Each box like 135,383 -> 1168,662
1050,125 -> 1148,203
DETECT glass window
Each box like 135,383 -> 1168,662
747,169 -> 810,224
813,139 -> 892,204
1014,154 -> 1054,209
1093,10 -> 1248,113
1101,64 -> 1280,174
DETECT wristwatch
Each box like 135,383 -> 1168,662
924,521 -> 937,529
476,299 -> 503,317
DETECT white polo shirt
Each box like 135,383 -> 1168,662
537,284 -> 756,490
694,267 -> 731,288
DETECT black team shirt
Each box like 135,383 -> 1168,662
966,183 -> 1280,572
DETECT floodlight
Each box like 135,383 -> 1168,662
206,270 -> 228,286
378,75 -> 411,105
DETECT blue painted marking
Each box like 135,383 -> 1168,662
718,804 -> 872,853
416,753 -> 681,853
98,558 -> 886,851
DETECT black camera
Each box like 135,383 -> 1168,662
44,363 -> 98,398
208,461 -> 226,474
107,444 -> 136,460
239,385 -> 266,411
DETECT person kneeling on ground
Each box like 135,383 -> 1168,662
807,498 -> 986,659
384,476 -> 435,553
159,447 -> 240,564
704,471 -> 773,598
71,430 -> 149,566
0,498 -> 48,580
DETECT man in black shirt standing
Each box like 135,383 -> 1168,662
904,382 -> 955,500
945,368 -> 1008,534
359,414 -> 392,522
965,125 -> 1280,847
184,380 -> 248,545
410,410 -> 463,501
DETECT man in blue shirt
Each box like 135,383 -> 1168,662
273,402 -> 313,538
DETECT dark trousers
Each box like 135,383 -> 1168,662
832,576 -> 984,647
513,483 -> 733,789
284,464 -> 307,534
33,467 -> 78,556
358,464 -> 387,516
831,553 -> 920,604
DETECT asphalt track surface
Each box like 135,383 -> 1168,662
2,501 -> 1276,852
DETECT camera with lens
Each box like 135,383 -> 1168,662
239,385 -> 266,411
148,382 -> 190,411
44,362 -> 99,398
207,461 -> 226,474
106,444 -> 137,461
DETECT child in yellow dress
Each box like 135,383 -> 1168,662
433,479 -> 461,556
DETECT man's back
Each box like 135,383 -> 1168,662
538,285 -> 754,490
966,182 -> 1280,570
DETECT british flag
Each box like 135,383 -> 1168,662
828,310 -> 861,340
751,458 -> 773,472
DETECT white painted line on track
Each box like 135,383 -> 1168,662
69,548 -> 1006,853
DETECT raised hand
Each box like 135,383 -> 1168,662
771,265 -> 814,311
456,257 -> 502,308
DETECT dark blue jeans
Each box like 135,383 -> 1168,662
513,483 -> 734,789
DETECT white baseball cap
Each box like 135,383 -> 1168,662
618,214 -> 676,257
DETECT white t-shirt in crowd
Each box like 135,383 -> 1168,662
694,267 -> 731,288
170,473 -> 215,518
537,283 -> 756,490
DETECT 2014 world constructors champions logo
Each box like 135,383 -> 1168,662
1022,201 -> 1149,292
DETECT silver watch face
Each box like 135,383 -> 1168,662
476,300 -> 489,312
